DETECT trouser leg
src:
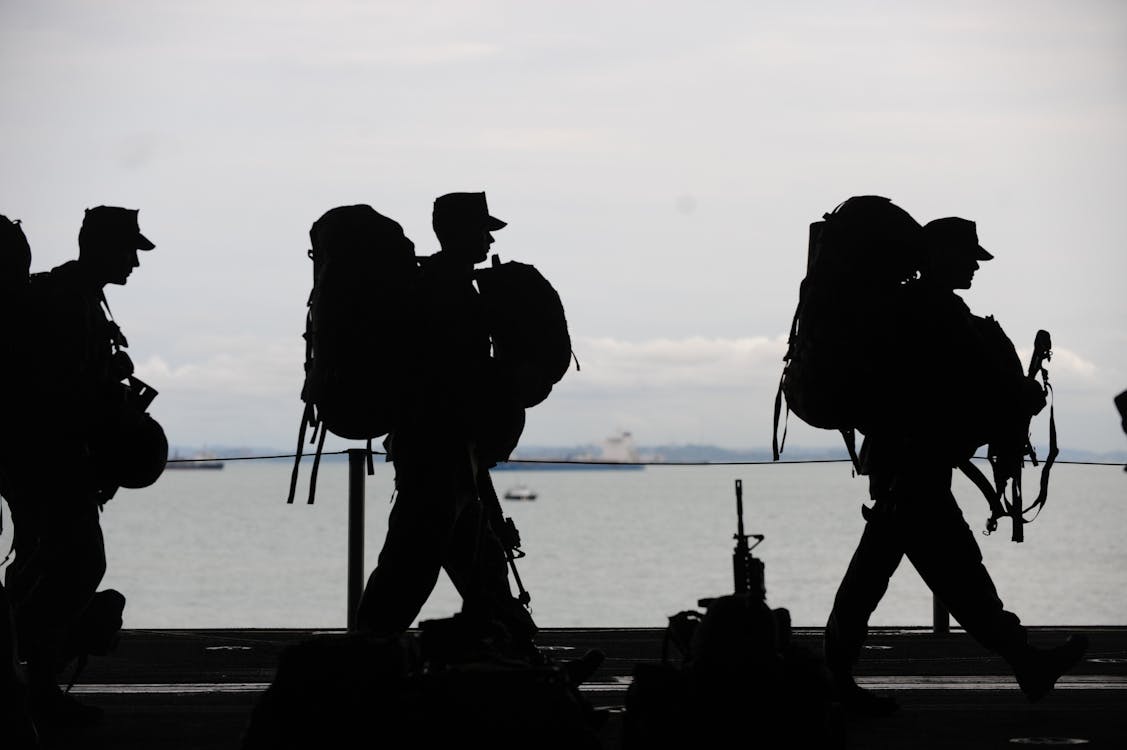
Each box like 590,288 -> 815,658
443,498 -> 501,617
442,496 -> 537,643
824,510 -> 905,676
355,470 -> 461,634
9,500 -> 105,691
0,581 -> 16,689
902,482 -> 1028,662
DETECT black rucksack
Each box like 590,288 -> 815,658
1,214 -> 31,290
287,205 -> 418,504
772,196 -> 923,463
475,255 -> 574,409
0,215 -> 30,509
0,215 -> 30,394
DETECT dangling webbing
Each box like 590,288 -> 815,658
960,330 -> 1058,542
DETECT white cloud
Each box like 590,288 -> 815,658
1018,346 -> 1098,381
134,339 -> 299,400
569,335 -> 788,389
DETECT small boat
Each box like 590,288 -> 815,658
503,484 -> 537,501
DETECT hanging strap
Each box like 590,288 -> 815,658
1025,383 -> 1058,524
285,403 -> 314,504
1001,451 -> 1025,543
958,459 -> 1007,533
306,424 -> 328,505
840,428 -> 860,474
771,371 -> 788,462
772,297 -> 804,462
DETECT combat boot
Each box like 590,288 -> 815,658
1013,634 -> 1089,702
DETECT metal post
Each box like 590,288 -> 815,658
932,595 -> 950,634
346,448 -> 366,630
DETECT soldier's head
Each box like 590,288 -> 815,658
431,192 -> 505,265
78,206 -> 154,286
921,217 -> 992,290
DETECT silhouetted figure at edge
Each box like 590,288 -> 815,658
354,193 -> 542,660
1,215 -> 39,746
2,207 -> 151,728
823,216 -> 1088,716
1116,390 -> 1127,470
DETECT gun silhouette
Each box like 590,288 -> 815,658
700,479 -> 765,608
477,469 -> 531,608
732,479 -> 766,599
984,329 -> 1055,542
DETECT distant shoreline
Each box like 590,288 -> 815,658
168,444 -> 1127,465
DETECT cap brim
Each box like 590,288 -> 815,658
486,216 -> 507,231
136,233 -> 155,251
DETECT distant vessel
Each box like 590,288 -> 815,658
166,451 -> 225,470
493,431 -> 646,471
502,483 -> 537,500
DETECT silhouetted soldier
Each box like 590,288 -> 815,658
0,214 -> 40,746
823,216 -> 1088,715
355,192 -> 539,656
3,206 -> 152,727
1116,390 -> 1127,463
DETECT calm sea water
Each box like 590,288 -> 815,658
2,459 -> 1123,629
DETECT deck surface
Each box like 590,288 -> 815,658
26,625 -> 1127,749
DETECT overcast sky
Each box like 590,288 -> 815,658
3,0 -> 1125,453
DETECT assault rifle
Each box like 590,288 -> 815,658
732,479 -> 766,599
981,329 -> 1057,543
477,469 -> 532,608
699,479 -> 765,607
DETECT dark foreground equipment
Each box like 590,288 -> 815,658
242,620 -> 603,750
624,480 -> 841,748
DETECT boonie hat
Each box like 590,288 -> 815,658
923,217 -> 992,261
432,192 -> 506,233
81,206 -> 155,251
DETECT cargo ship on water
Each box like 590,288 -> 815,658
493,430 -> 648,470
165,450 -> 225,470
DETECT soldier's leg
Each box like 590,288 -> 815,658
0,579 -> 38,745
443,497 -> 537,646
824,507 -> 905,679
900,478 -> 1091,699
12,492 -> 107,726
900,472 -> 1028,659
355,453 -> 462,635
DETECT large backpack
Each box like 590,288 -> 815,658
772,196 -> 923,464
0,215 -> 31,389
0,215 -> 31,506
474,254 -> 574,409
1,214 -> 31,290
287,205 -> 418,504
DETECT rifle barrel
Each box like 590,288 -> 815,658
735,479 -> 745,539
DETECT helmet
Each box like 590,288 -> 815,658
103,412 -> 169,489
